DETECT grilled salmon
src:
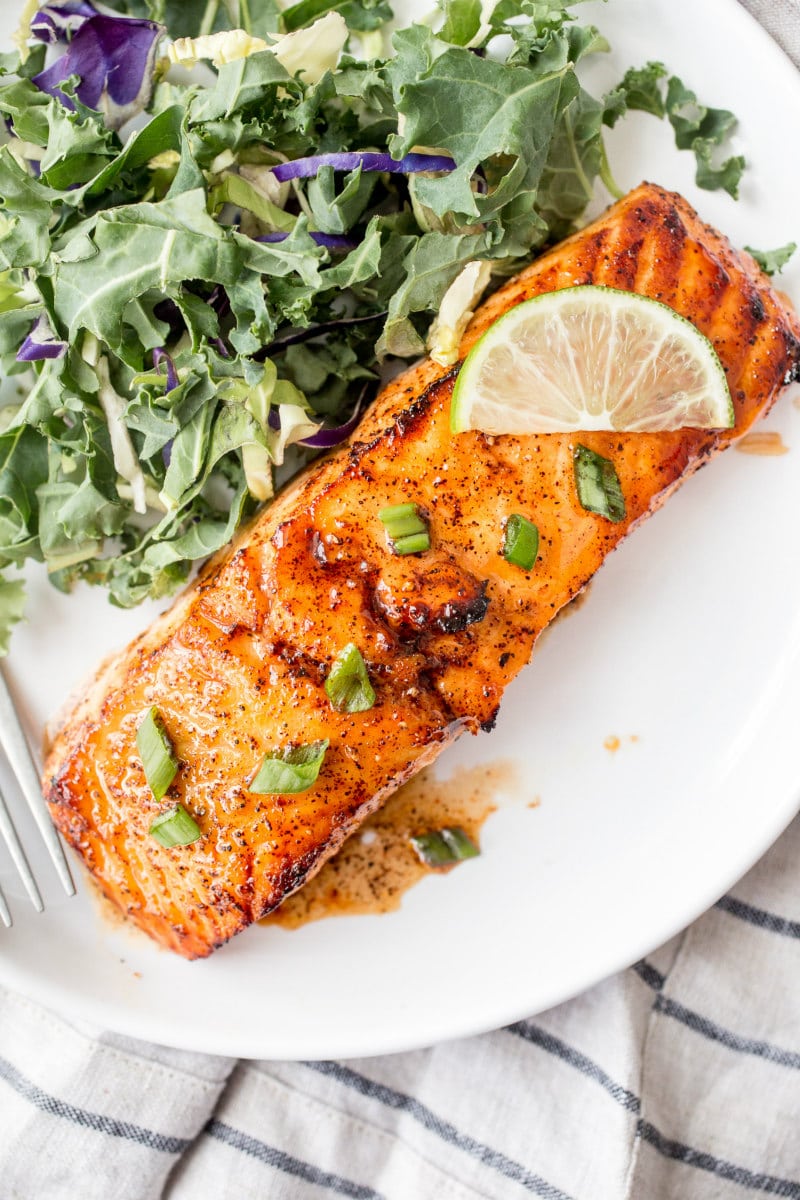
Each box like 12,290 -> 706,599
44,183 -> 800,958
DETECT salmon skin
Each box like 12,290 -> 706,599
44,183 -> 800,958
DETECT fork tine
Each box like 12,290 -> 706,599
0,783 -> 43,911
0,667 -> 75,897
0,879 -> 12,927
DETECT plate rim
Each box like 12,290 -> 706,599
1,0 -> 799,1060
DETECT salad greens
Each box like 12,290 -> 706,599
0,0 -> 747,652
744,242 -> 797,277
605,61 -> 745,198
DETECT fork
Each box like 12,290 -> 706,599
0,666 -> 75,926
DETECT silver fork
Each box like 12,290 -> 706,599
0,666 -> 75,925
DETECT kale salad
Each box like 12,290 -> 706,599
0,0 -> 753,650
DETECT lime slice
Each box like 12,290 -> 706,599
450,285 -> 733,434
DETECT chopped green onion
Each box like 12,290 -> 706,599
379,503 -> 424,536
325,642 -> 376,713
149,804 -> 202,848
250,739 -> 330,794
393,531 -> 431,555
136,706 -> 178,801
379,502 -> 430,555
502,514 -> 539,571
573,445 -> 626,523
386,514 -> 427,538
410,826 -> 480,868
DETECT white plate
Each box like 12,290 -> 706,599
1,0 -> 799,1060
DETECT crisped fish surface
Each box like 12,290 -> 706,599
44,183 -> 800,958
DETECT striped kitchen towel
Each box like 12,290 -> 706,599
1,2 -> 799,1197
1,811 -> 798,1199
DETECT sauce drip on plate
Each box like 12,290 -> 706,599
735,431 -> 789,456
262,760 -> 518,929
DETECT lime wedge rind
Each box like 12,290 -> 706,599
450,285 -> 734,435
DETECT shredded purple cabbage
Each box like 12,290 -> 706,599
31,1 -> 97,43
270,152 -> 456,182
298,397 -> 366,448
255,311 -> 387,362
16,316 -> 67,362
152,298 -> 185,341
257,232 -> 356,251
33,13 -> 162,130
207,284 -> 231,319
267,390 -> 368,450
152,348 -> 179,393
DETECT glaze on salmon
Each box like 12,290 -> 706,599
43,184 -> 800,958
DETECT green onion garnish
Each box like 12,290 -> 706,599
136,707 -> 178,801
502,514 -> 539,571
149,804 -> 202,848
393,531 -> 431,555
379,503 -> 424,537
250,739 -> 330,794
379,502 -> 430,555
325,642 -> 376,713
573,445 -> 626,523
410,826 -> 480,868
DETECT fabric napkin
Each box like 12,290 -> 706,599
744,0 -> 800,60
1,3 -> 799,1197
2,819 -> 799,1199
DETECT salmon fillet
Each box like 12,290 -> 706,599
44,182 -> 800,958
